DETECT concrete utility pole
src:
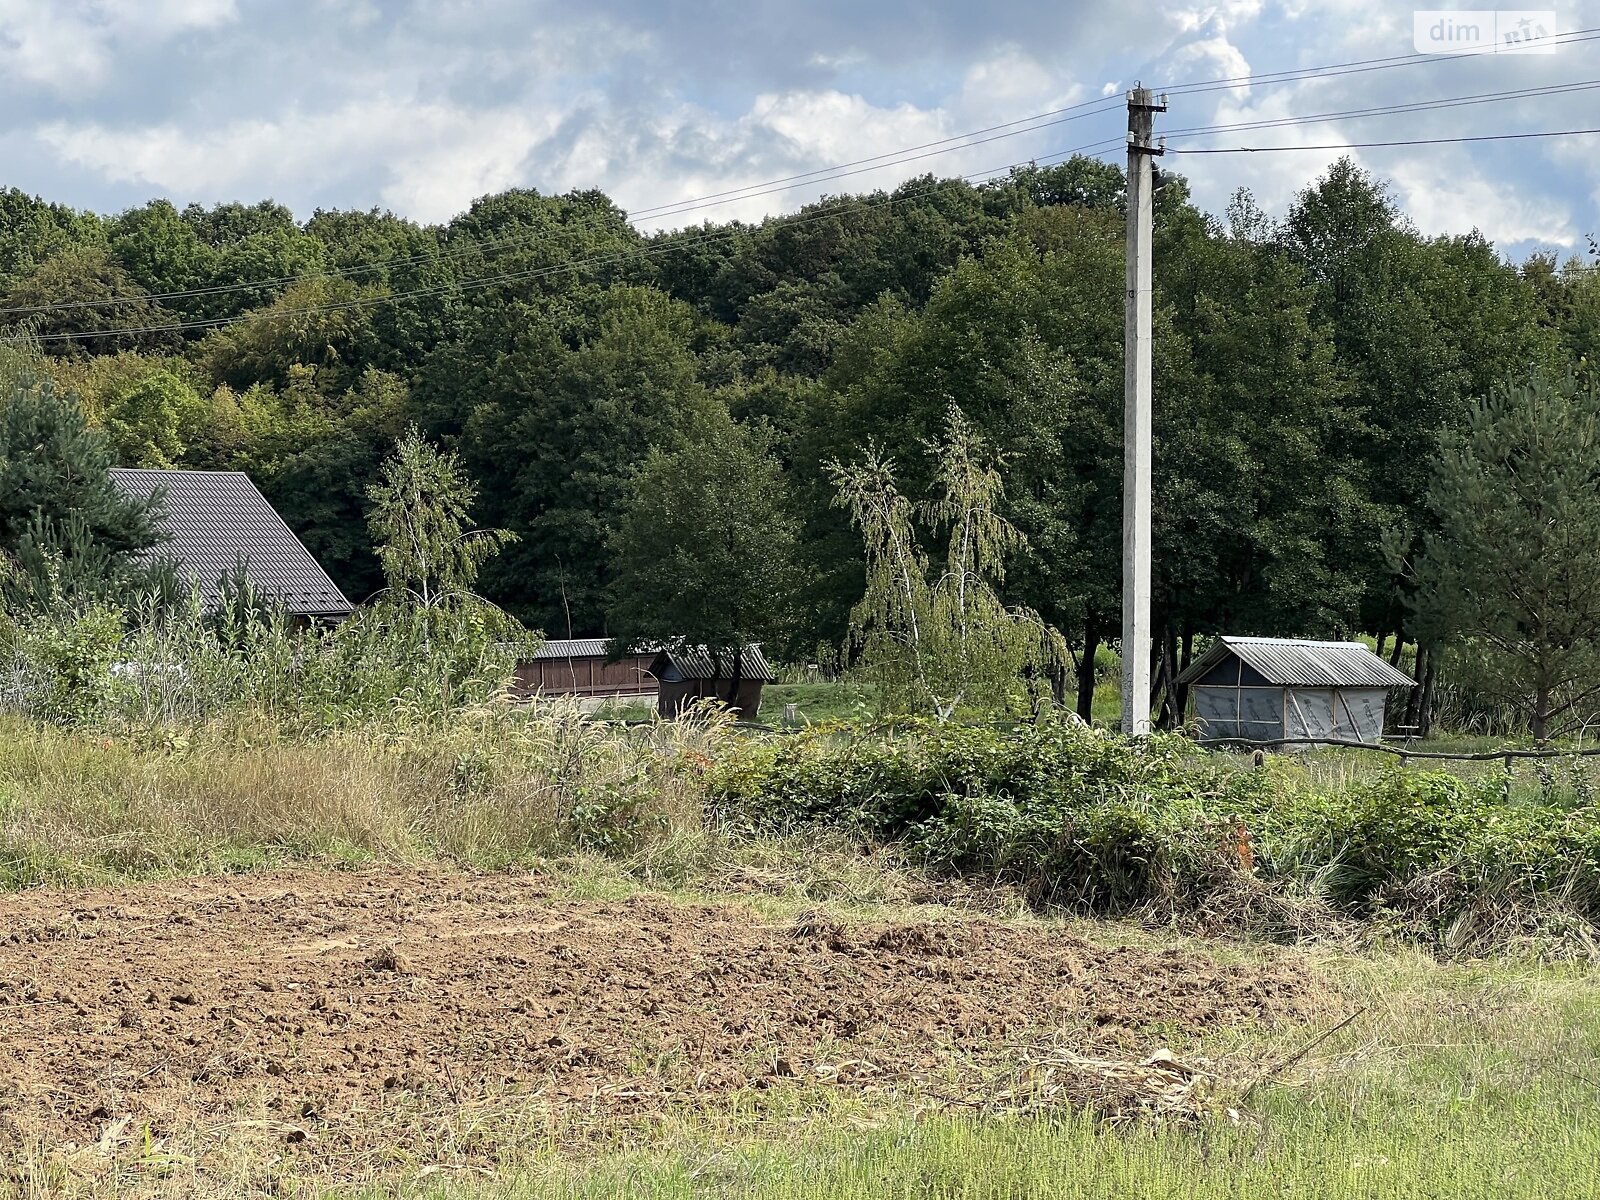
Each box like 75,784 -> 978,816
1122,85 -> 1165,736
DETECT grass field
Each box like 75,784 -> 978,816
4,704 -> 1599,1198
387,939 -> 1600,1200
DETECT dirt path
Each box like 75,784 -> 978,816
0,867 -> 1322,1156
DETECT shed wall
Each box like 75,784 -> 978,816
1191,684 -> 1285,743
513,653 -> 656,699
658,678 -> 766,719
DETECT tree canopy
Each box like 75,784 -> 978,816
608,410 -> 802,698
1408,371 -> 1600,739
0,157 -> 1590,729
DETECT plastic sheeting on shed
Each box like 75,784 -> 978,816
1193,684 -> 1389,747
1192,685 -> 1284,742
1285,687 -> 1386,743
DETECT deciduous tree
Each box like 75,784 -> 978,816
608,411 -> 802,710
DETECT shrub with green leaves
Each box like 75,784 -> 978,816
712,722 -> 1600,937
0,584 -> 533,734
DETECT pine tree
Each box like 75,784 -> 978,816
0,372 -> 166,606
1407,371 -> 1600,739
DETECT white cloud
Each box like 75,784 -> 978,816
1389,151 -> 1577,245
540,91 -> 959,227
747,92 -> 947,167
0,0 -> 238,92
951,47 -> 1080,126
553,51 -> 1085,229
0,2 -> 116,91
6,0 -> 1595,250
99,0 -> 237,35
41,98 -> 558,222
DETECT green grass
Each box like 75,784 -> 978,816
761,682 -> 876,725
423,1109 -> 1593,1200
378,953 -> 1600,1200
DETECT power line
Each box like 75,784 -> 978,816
7,24 -> 1600,321
1169,126 -> 1600,154
1159,27 -> 1600,96
1159,77 -> 1600,142
602,25 -> 1600,227
621,98 -> 1122,219
626,25 -> 1600,226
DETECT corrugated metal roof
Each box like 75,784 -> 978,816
528,639 -> 610,660
110,468 -> 353,617
653,644 -> 774,682
1175,636 -> 1415,689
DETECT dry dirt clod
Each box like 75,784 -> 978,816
365,946 -> 413,974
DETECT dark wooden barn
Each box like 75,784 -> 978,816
650,645 -> 774,719
512,639 -> 658,700
1174,636 -> 1415,748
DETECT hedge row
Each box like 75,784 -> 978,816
710,721 -> 1600,940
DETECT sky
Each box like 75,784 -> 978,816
2,0 -> 1598,263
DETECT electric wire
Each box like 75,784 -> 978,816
6,24 -> 1600,322
1168,126 -> 1600,153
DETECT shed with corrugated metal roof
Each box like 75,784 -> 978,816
511,639 -> 658,700
650,644 -> 773,719
1174,636 -> 1414,747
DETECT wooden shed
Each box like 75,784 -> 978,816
1174,636 -> 1414,748
512,639 -> 658,700
651,645 -> 774,719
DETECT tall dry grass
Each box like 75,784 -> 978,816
0,704 -> 732,889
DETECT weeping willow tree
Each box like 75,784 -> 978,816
365,426 -> 534,691
829,406 -> 1070,719
367,426 -> 517,610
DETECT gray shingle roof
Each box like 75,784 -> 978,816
1176,636 -> 1415,689
652,644 -> 774,682
109,468 -> 353,617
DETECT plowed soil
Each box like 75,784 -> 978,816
0,868 -> 1323,1158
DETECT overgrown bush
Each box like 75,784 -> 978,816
712,720 -> 1600,943
0,587 -> 532,734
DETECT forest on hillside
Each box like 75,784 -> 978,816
2,156 -> 1596,721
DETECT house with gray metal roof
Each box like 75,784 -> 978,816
1174,636 -> 1414,747
109,468 -> 353,620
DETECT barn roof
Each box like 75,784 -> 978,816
1175,636 -> 1415,689
651,644 -> 774,682
109,468 -> 353,618
527,638 -> 611,659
